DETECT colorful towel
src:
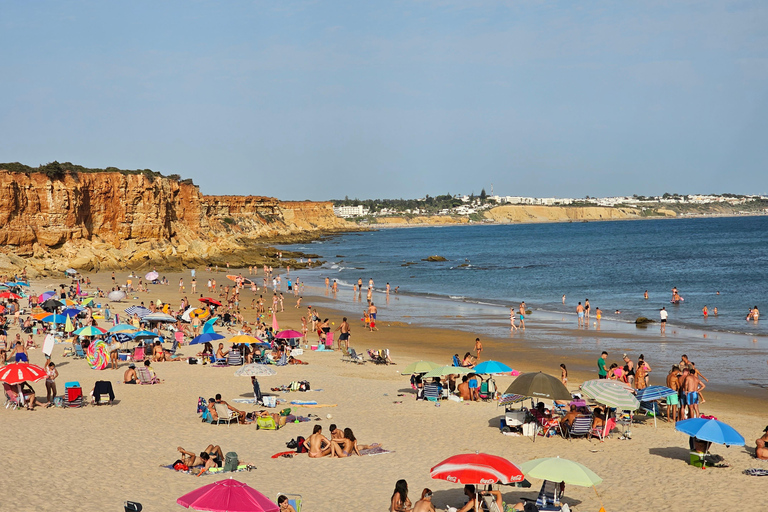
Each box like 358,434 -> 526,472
272,451 -> 300,458
289,400 -> 317,405
161,464 -> 252,475
745,468 -> 768,476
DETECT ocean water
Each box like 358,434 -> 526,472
278,217 -> 768,392
285,216 -> 767,337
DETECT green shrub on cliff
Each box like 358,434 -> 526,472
0,161 -> 191,183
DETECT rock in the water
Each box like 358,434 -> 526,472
423,255 -> 447,262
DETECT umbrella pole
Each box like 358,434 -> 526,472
593,485 -> 606,511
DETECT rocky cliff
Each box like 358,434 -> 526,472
0,170 -> 351,275
483,204 -> 668,223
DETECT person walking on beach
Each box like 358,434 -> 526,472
584,299 -> 591,321
179,278 -> 184,293
368,303 -> 378,331
660,307 -> 668,333
335,317 -> 350,351
560,363 -> 568,386
597,351 -> 608,379
474,338 -> 483,361
576,302 -> 584,327
519,303 -> 526,329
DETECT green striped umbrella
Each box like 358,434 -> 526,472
580,380 -> 639,410
422,365 -> 473,379
520,457 -> 603,487
401,360 -> 441,376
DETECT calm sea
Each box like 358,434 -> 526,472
279,217 -> 768,392
285,216 -> 767,336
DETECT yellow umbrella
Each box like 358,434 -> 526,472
80,297 -> 94,306
191,308 -> 210,320
65,315 -> 74,333
229,334 -> 260,345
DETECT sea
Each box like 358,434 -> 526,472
278,216 -> 768,392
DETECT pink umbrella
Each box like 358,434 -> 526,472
177,478 -> 278,512
272,312 -> 279,332
275,330 -> 303,339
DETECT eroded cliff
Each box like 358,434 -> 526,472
0,170 -> 351,275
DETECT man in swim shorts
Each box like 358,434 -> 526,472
576,302 -> 584,327
665,365 -> 679,421
683,368 -> 705,419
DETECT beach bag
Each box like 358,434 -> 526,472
223,452 -> 239,472
188,357 -> 197,365
299,380 -> 310,391
296,436 -> 308,453
197,397 -> 206,414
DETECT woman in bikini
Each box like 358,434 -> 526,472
331,428 -> 361,458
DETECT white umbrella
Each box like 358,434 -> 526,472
143,312 -> 177,323
108,290 -> 127,301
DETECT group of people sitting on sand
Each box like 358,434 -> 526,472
389,480 -> 538,512
306,424 -> 379,458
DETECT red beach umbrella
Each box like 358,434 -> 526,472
0,291 -> 22,300
177,478 -> 279,512
199,297 -> 222,307
430,452 -> 524,485
0,362 -> 47,385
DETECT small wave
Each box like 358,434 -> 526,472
449,295 -> 466,300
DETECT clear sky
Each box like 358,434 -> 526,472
1,1 -> 766,200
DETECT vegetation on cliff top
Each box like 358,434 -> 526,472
0,161 -> 193,184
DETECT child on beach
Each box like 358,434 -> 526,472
560,363 -> 567,385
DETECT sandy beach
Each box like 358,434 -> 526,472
4,268 -> 767,512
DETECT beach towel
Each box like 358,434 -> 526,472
161,464 -> 252,475
359,446 -> 393,456
289,400 -> 317,405
271,451 -> 300,459
745,468 -> 768,476
291,403 -> 337,408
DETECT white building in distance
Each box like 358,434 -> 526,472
333,205 -> 370,218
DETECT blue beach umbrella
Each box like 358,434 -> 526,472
675,418 -> 745,447
73,326 -> 107,336
61,307 -> 82,318
189,332 -> 225,345
474,360 -> 514,375
635,386 -> 676,402
108,323 -> 138,333
41,314 -> 68,324
109,333 -> 134,343
133,330 -> 162,340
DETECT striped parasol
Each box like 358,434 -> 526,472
498,393 -> 527,407
635,385 -> 676,402
581,380 -> 639,410
124,305 -> 151,318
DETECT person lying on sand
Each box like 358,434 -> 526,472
308,425 -> 333,458
288,356 -> 308,365
177,445 -> 224,476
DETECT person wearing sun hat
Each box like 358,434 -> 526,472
124,363 -> 137,384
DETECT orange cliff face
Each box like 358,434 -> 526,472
0,170 -> 351,274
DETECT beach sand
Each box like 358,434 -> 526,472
4,269 -> 767,512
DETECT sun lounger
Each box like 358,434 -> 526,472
423,384 -> 441,402
214,403 -> 239,425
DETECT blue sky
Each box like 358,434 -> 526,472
1,1 -> 766,200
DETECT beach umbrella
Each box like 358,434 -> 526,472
41,314 -> 68,324
581,379 -> 633,391
203,317 -> 219,334
133,330 -> 163,341
13,281 -> 30,287
226,275 -> 239,282
108,290 -> 127,302
143,312 -> 177,323
74,325 -> 107,336
61,307 -> 82,317
431,452 -> 525,485
38,291 -> 56,302
272,312 -> 279,332
110,333 -> 133,343
124,305 -> 151,318
65,268 -> 77,275
234,364 -> 277,377
635,386 -> 676,428
0,291 -> 22,300
108,323 -> 138,334
177,478 -> 279,512
520,457 -> 602,487
199,297 -> 222,307
675,418 -> 745,447
275,330 -> 303,339
41,298 -> 63,311
145,271 -> 159,281
401,360 -> 441,376
189,332 -> 225,345
0,362 -> 47,405
422,365 -> 473,379
504,372 -> 572,401
64,316 -> 75,333
474,360 -> 514,375
580,380 -> 640,411
229,334 -> 262,345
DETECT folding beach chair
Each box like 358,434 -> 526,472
136,367 -> 160,385
73,344 -> 87,359
348,348 -> 366,364
479,378 -> 496,402
423,384 -> 441,402
591,417 -> 616,441
453,354 -> 462,367
3,383 -> 21,410
227,350 -> 243,366
64,381 -> 85,408
214,403 -> 239,425
276,494 -> 302,512
132,346 -> 145,362
535,480 -> 565,511
566,416 -> 592,440
91,380 -> 115,405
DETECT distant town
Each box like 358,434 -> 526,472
333,192 -> 768,220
